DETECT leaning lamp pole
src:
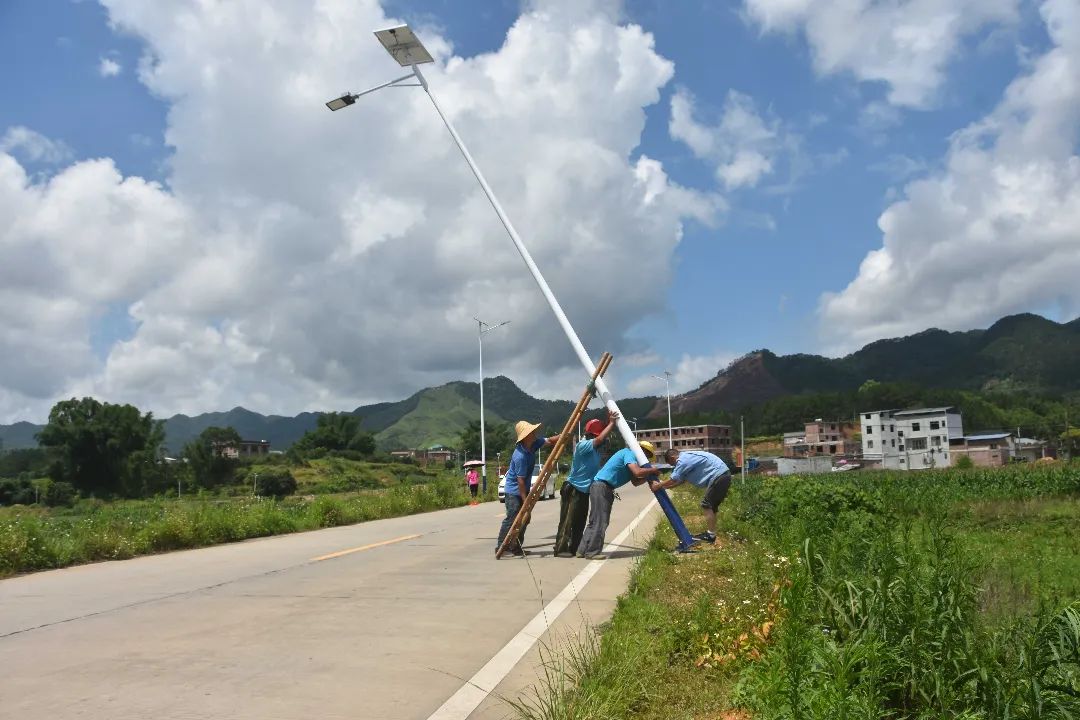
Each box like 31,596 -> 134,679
325,25 -> 695,548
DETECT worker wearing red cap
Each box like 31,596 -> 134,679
553,410 -> 619,557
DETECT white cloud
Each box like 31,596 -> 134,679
670,88 -> 781,189
99,56 -> 122,77
820,0 -> 1080,350
0,126 -> 74,165
626,351 -> 737,396
0,0 -> 722,422
743,0 -> 1020,108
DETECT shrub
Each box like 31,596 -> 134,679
44,481 -> 77,507
955,455 -> 975,469
254,468 -> 298,498
0,478 -> 36,506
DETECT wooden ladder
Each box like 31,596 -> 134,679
495,352 -> 612,559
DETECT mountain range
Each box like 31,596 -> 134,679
2,313 -> 1077,453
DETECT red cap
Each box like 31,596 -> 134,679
584,419 -> 605,436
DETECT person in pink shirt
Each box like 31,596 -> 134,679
466,468 -> 479,499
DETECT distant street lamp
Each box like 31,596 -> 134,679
652,371 -> 673,449
476,317 -> 510,493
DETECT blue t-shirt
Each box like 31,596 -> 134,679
505,437 -> 547,494
566,438 -> 600,492
594,448 -> 642,489
671,451 -> 729,489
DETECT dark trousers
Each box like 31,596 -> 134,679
578,481 -> 614,556
469,484 -> 478,498
496,493 -> 529,552
554,483 -> 590,555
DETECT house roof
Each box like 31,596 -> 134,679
892,406 -> 957,417
965,433 -> 1012,442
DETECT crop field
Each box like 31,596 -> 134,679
513,463 -> 1080,719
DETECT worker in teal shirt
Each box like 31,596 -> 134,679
577,441 -> 660,559
554,410 -> 619,558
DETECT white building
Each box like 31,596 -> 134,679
860,407 -> 964,470
860,409 -> 901,469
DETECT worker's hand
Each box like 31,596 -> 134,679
649,480 -> 662,492
608,410 -> 620,424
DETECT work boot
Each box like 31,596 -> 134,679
693,531 -> 717,544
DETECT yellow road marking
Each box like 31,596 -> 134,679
310,534 -> 422,562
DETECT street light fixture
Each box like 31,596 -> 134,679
325,24 -> 696,550
476,316 -> 510,494
652,371 -> 673,449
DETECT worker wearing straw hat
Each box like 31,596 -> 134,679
495,420 -> 556,557
577,441 -> 661,560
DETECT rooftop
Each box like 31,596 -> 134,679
965,433 -> 1012,442
892,406 -> 957,417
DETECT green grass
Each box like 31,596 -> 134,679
0,477 -> 489,577
513,463 -> 1080,720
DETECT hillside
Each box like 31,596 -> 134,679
649,313 -> 1080,418
4,312 -> 1076,452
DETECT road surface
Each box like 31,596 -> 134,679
0,490 -> 658,720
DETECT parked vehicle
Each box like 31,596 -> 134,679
498,462 -> 557,502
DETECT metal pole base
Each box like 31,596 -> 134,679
652,487 -> 697,549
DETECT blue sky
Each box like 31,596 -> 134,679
0,0 -> 1076,420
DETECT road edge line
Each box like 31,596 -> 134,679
425,499 -> 657,720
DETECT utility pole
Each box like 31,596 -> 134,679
740,415 -> 746,483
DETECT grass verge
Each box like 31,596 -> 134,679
0,478 -> 488,577
512,464 -> 1080,720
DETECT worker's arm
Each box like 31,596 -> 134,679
515,477 -> 528,500
626,462 -> 661,486
591,410 -> 620,448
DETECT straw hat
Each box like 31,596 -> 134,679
515,420 -> 542,443
639,441 -> 656,460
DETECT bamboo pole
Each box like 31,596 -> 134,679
496,352 -> 612,559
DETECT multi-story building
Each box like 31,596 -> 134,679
633,424 -> 733,458
861,407 -> 963,470
860,409 -> 900,468
782,431 -> 808,457
804,419 -> 859,456
212,439 -> 271,459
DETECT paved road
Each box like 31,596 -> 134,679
0,490 -> 658,720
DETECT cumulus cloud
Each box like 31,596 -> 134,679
743,0 -> 1020,108
626,351 -> 737,396
0,127 -> 74,165
0,0 -> 720,421
670,88 -> 782,189
820,0 -> 1080,350
99,56 -> 122,77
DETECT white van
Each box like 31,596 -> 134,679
498,463 -> 557,502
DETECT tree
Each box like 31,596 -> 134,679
293,412 -> 375,455
253,467 -> 298,498
1060,428 -> 1080,460
458,420 -> 514,461
37,398 -> 164,498
183,426 -> 242,489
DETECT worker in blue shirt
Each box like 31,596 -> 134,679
577,441 -> 660,560
554,410 -> 619,558
495,420 -> 556,557
652,448 -> 731,544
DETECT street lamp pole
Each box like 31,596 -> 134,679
652,371 -> 673,449
476,317 -> 509,494
326,26 -> 695,548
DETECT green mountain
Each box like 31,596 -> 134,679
3,313 -> 1076,453
663,313 -> 1080,418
